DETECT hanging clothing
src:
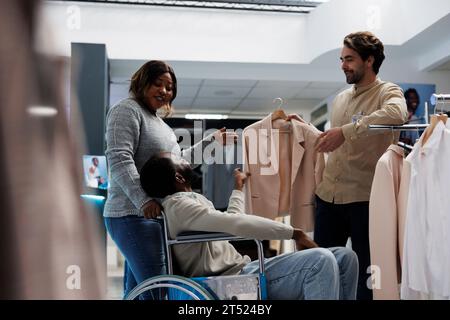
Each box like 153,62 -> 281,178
401,120 -> 450,299
369,145 -> 405,300
242,114 -> 324,232
203,143 -> 242,209
0,0 -> 105,298
399,115 -> 425,145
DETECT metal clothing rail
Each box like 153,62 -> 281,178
397,141 -> 413,151
431,94 -> 450,105
368,124 -> 429,131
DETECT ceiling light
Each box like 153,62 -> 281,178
81,195 -> 106,201
185,114 -> 229,120
214,90 -> 233,96
27,105 -> 58,117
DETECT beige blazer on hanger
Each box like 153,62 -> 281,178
243,114 -> 324,232
369,145 -> 406,300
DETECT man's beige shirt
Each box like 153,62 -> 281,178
316,78 -> 408,204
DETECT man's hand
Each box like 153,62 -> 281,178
233,168 -> 250,191
315,127 -> 345,153
142,199 -> 162,219
213,127 -> 239,145
292,229 -> 319,251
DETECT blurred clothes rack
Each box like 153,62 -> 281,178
0,0 -> 105,299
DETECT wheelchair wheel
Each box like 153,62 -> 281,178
124,275 -> 215,300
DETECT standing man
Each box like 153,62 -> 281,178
313,32 -> 408,300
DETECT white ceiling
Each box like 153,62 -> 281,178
106,9 -> 450,119
100,1 -> 450,119
435,59 -> 450,71
40,0 -> 450,119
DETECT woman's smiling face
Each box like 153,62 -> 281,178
145,72 -> 174,112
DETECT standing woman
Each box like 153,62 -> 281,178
103,61 -> 234,298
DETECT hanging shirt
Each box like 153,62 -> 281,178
203,143 -> 242,209
369,145 -> 404,300
401,120 -> 450,299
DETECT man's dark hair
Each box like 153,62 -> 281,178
129,60 -> 177,117
344,31 -> 385,74
140,155 -> 177,198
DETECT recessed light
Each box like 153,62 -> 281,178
185,114 -> 229,120
27,105 -> 58,117
214,90 -> 233,97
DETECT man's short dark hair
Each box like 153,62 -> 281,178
140,155 -> 177,198
344,31 -> 385,74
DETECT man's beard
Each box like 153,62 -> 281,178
345,69 -> 364,84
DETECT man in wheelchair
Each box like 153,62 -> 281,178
140,152 -> 358,300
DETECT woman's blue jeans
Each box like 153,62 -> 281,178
104,215 -> 166,299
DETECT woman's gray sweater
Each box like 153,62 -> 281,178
104,98 -> 185,217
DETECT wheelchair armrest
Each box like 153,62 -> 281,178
175,231 -> 242,241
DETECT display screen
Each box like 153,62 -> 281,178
83,155 -> 109,189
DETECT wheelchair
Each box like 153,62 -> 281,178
125,212 -> 268,300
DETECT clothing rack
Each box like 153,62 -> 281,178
368,124 -> 429,131
397,141 -> 413,151
431,93 -> 450,115
430,93 -> 450,106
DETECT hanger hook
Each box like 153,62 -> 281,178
273,97 -> 283,109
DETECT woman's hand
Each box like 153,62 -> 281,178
142,199 -> 162,219
292,228 -> 319,251
233,168 -> 250,191
213,127 -> 238,145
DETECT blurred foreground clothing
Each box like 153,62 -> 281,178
0,0 -> 105,299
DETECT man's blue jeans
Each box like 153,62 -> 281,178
104,216 -> 166,299
241,247 -> 358,300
